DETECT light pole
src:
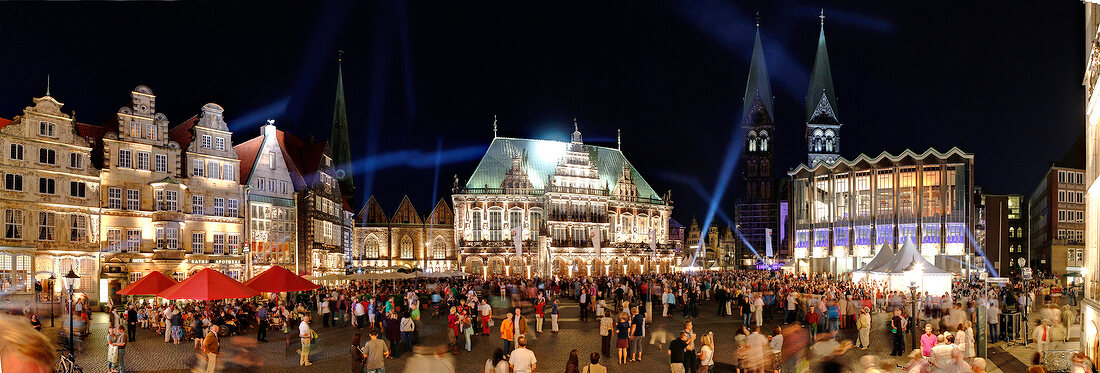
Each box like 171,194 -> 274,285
906,262 -> 923,352
48,273 -> 55,327
243,243 -> 252,280
63,269 -> 80,354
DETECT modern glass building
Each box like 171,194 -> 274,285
787,148 -> 975,274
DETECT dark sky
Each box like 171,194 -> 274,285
0,1 -> 1084,224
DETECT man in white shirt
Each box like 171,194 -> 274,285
479,299 -> 492,336
786,292 -> 798,323
1034,318 -> 1052,358
299,315 -> 313,366
354,300 -> 366,329
508,336 -> 537,373
753,294 -> 765,327
163,306 -> 173,342
987,301 -> 1000,343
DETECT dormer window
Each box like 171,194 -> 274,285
38,121 -> 56,137
130,121 -> 141,138
146,123 -> 157,140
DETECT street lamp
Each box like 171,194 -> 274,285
63,269 -> 80,354
48,273 -> 55,327
905,262 -> 923,352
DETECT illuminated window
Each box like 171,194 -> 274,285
4,209 -> 23,239
192,232 -> 204,254
69,214 -> 87,242
400,236 -> 413,259
37,212 -> 55,241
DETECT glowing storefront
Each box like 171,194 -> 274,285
788,148 -> 975,275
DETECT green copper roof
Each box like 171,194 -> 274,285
742,28 -> 773,124
806,24 -> 838,122
464,137 -> 662,201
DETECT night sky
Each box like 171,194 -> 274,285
0,1 -> 1084,224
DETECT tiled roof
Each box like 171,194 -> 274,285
464,137 -> 661,201
233,135 -> 264,183
168,115 -> 199,149
0,117 -> 12,129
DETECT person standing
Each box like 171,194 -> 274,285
668,331 -> 688,373
479,299 -> 492,336
583,352 -> 608,373
664,289 -> 675,318
579,290 -> 589,322
321,297 -> 332,328
126,306 -> 138,342
354,298 -> 366,329
501,312 -> 515,352
513,307 -> 529,340
256,304 -> 269,342
170,307 -> 183,344
551,299 -> 560,333
162,305 -> 173,343
988,301 -> 1001,343
856,307 -> 871,350
363,329 -> 389,373
785,292 -> 797,324
202,325 -> 219,373
534,295 -> 545,334
599,311 -> 614,357
630,307 -> 645,362
697,332 -> 714,373
508,336 -> 537,373
111,324 -> 127,373
400,312 -> 415,356
299,315 -> 313,366
890,309 -> 905,357
753,294 -> 765,328
462,309 -> 474,352
616,312 -> 630,365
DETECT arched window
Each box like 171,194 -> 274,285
824,130 -> 835,152
470,209 -> 483,241
365,236 -> 380,258
400,236 -> 413,259
432,238 -> 446,259
759,131 -> 769,152
747,131 -> 757,152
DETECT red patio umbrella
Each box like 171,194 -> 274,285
158,268 -> 259,300
244,265 -> 320,293
117,271 -> 177,296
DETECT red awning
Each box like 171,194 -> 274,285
117,271 -> 177,296
244,265 -> 319,293
158,268 -> 259,300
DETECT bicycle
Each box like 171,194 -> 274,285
55,349 -> 83,373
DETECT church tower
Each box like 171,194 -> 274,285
330,51 -> 356,205
735,16 -> 778,266
806,12 -> 842,166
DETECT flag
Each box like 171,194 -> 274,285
648,228 -> 658,262
765,228 -> 773,258
592,229 -> 602,260
512,226 -> 523,257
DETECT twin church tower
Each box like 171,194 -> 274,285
736,12 -> 841,263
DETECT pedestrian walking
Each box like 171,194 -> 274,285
202,325 -> 219,373
299,315 -> 313,366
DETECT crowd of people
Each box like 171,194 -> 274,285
0,267 -> 1093,373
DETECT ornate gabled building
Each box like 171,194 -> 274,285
453,121 -> 676,277
805,13 -> 842,167
281,135 -> 352,276
735,21 -> 779,268
93,86 -> 245,304
686,218 -> 736,269
0,93 -> 101,301
351,196 -> 456,272
235,122 -> 301,276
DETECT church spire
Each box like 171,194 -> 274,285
330,50 -> 355,202
742,16 -> 774,124
806,10 -> 838,122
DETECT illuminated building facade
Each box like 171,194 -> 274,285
235,123 -> 299,276
453,123 -> 677,277
686,218 -> 735,269
0,94 -> 101,302
983,194 -> 1027,276
288,138 -> 352,276
96,87 -> 246,303
352,196 -> 456,272
1080,2 -> 1100,359
788,148 -> 975,274
735,22 -> 779,268
1029,166 -> 1086,282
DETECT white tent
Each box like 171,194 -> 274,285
852,243 -> 895,283
869,238 -> 954,294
